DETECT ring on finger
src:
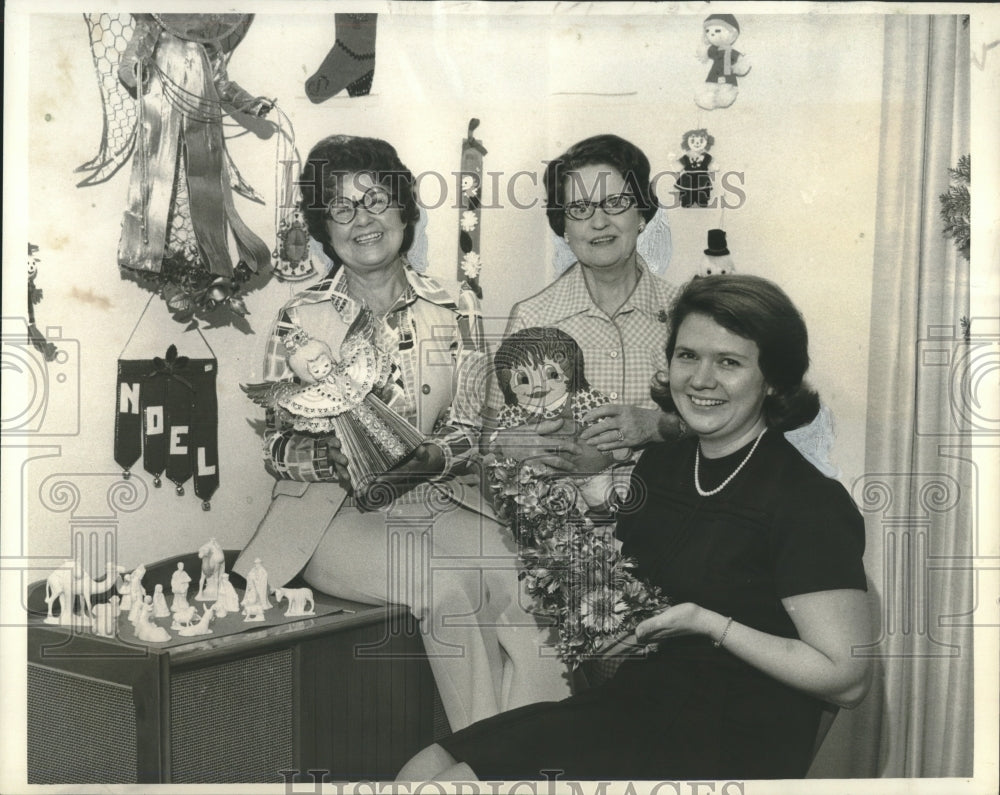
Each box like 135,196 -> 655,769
616,429 -> 625,442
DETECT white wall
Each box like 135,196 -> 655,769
12,7 -> 881,574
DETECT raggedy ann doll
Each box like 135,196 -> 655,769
675,128 -> 716,208
493,327 -> 629,511
242,310 -> 423,499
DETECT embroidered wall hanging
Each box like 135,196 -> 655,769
115,308 -> 219,508
77,13 -> 277,325
456,119 -> 487,349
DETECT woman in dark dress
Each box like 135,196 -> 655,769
397,274 -> 873,782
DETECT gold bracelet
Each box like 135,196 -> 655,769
714,616 -> 734,649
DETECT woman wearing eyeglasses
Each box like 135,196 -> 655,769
485,134 -> 684,484
243,135 -> 572,731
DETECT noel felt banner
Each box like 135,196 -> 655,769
115,345 -> 219,506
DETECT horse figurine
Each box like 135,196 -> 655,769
44,560 -> 97,626
195,538 -> 225,602
273,586 -> 316,617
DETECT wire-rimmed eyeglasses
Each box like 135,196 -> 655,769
325,186 -> 394,224
563,193 -> 638,221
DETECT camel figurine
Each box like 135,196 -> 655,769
134,597 -> 171,643
196,538 -> 225,602
43,560 -> 96,626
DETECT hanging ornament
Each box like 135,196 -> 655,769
76,13 -> 277,326
674,129 -> 716,208
455,119 -> 487,351
27,243 -> 59,361
305,13 -> 378,102
115,306 -> 220,507
695,14 -> 751,111
698,229 -> 737,277
271,113 -> 321,282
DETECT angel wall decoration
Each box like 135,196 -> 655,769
242,309 -> 424,504
77,13 -> 275,324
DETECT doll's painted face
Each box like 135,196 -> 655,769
687,134 -> 708,153
704,24 -> 738,47
509,357 -> 570,412
306,353 -> 334,382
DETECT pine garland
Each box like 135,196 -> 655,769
940,154 -> 970,261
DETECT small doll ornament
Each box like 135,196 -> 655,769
699,229 -> 737,277
242,310 -> 424,500
696,14 -> 751,111
675,129 -> 716,208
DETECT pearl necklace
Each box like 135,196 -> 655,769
694,429 -> 767,497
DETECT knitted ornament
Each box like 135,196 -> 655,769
305,14 -> 377,102
696,14 -> 751,110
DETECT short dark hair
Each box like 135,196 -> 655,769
652,275 -> 820,431
543,134 -> 659,238
299,135 -> 420,272
494,327 -> 590,406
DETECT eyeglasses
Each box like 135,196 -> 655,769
563,193 -> 638,221
325,186 -> 394,224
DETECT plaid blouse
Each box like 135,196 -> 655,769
261,265 -> 487,484
498,262 -> 681,412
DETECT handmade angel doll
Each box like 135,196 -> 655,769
76,13 -> 275,321
492,327 -> 629,511
242,309 -> 424,501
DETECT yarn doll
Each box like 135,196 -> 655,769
696,14 -> 751,110
675,129 -> 716,208
493,327 -> 629,511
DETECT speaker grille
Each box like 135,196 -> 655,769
169,648 -> 294,783
28,664 -> 138,784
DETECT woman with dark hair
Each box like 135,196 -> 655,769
488,134 -> 684,482
399,274 -> 872,781
239,135 -> 572,732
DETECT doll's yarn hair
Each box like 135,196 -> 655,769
681,129 -> 715,151
299,135 -> 420,274
654,274 -> 820,431
544,134 -> 659,237
494,327 -> 590,406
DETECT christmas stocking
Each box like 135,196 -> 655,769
305,14 -> 377,102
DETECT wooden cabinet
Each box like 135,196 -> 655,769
27,551 -> 444,784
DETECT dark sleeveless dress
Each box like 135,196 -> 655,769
438,431 -> 867,780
